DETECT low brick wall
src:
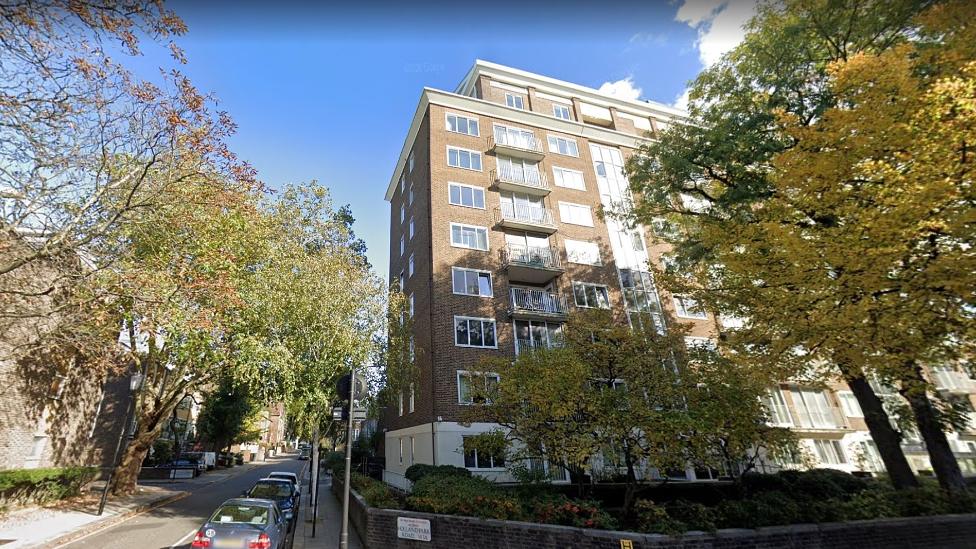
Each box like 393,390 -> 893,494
332,479 -> 976,548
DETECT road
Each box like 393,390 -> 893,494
59,454 -> 310,549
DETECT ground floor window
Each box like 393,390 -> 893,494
812,439 -> 847,464
462,436 -> 506,469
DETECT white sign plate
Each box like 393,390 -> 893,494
397,517 -> 431,541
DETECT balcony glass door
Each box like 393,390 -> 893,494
497,155 -> 541,186
506,232 -> 550,266
494,125 -> 535,149
499,192 -> 545,223
514,319 -> 562,353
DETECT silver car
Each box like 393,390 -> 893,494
190,498 -> 288,549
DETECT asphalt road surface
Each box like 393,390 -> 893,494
59,454 -> 308,549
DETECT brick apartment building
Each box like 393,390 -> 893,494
381,60 -> 976,488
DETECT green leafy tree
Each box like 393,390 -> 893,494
463,310 -> 789,516
196,374 -> 262,453
626,0 -> 974,493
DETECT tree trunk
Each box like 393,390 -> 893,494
622,451 -> 639,518
111,422 -> 164,495
899,362 -> 968,494
845,374 -> 919,489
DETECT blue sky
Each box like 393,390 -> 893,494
126,0 -> 753,279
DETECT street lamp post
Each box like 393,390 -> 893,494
97,371 -> 144,516
339,364 -> 356,549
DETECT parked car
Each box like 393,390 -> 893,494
167,458 -> 205,473
298,448 -> 310,460
267,472 -> 300,504
185,451 -> 216,470
191,498 -> 288,549
243,479 -> 298,531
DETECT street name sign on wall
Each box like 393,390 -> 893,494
397,517 -> 431,541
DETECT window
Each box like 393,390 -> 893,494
463,435 -> 506,469
859,440 -> 884,471
493,124 -> 536,149
409,150 -> 415,172
793,389 -> 842,429
553,103 -> 571,120
450,223 -> 489,251
409,383 -> 415,413
399,235 -> 405,256
573,282 -> 610,309
495,155 -> 542,186
564,239 -> 601,265
398,270 -> 405,291
457,371 -> 500,404
399,437 -> 404,463
452,267 -> 492,297
446,113 -> 479,136
812,439 -> 847,464
547,135 -> 579,157
454,316 -> 497,348
620,269 -> 664,332
448,182 -> 486,209
408,294 -> 414,318
447,147 -> 482,171
408,185 -> 414,206
762,389 -> 793,426
409,336 -> 415,361
552,166 -> 585,190
514,320 -> 563,354
409,217 -> 415,239
558,202 -> 593,226
398,393 -> 404,417
408,254 -> 415,277
400,173 -> 406,193
400,204 -> 405,223
838,391 -> 863,417
673,295 -> 707,319
410,436 -> 415,462
505,93 -> 524,109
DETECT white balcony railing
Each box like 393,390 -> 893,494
490,134 -> 545,154
515,338 -> 563,355
495,204 -> 555,227
503,244 -> 561,270
793,405 -> 846,430
932,369 -> 975,392
510,288 -> 568,316
492,165 -> 549,190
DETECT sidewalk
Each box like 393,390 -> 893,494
294,473 -> 363,549
0,484 -> 186,549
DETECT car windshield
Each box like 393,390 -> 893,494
249,483 -> 292,498
211,504 -> 269,525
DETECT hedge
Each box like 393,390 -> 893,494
0,467 -> 97,513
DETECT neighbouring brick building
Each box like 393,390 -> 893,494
381,60 -> 976,489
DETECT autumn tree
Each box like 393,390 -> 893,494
196,374 -> 263,453
463,310 -> 789,516
627,0 -> 974,493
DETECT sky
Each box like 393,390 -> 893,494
125,0 -> 757,280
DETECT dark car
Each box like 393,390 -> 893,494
298,448 -> 310,460
244,479 -> 298,531
191,498 -> 288,549
167,458 -> 205,474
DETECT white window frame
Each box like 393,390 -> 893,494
462,435 -> 506,470
400,173 -> 406,193
398,270 -> 405,291
398,393 -> 404,417
447,146 -> 483,172
457,370 -> 501,405
409,383 -> 415,413
400,204 -> 405,223
552,166 -> 586,190
505,93 -> 524,110
453,315 -> 498,349
564,239 -> 601,265
673,295 -> 707,319
812,439 -> 847,465
552,103 -> 571,120
558,201 -> 594,227
838,391 -> 863,418
451,267 -> 493,297
408,293 -> 415,318
572,281 -> 610,309
410,436 -> 415,462
408,254 -> 415,277
408,184 -> 414,206
399,437 -> 404,463
399,235 -> 405,256
449,223 -> 489,251
763,388 -> 794,427
445,112 -> 480,136
409,150 -> 415,172
409,217 -> 415,239
448,182 -> 486,210
547,135 -> 579,157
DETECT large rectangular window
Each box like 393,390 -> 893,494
457,371 -> 500,405
793,389 -> 841,429
547,135 -> 579,157
463,435 -> 506,468
573,282 -> 610,309
762,389 -> 793,426
452,267 -> 492,297
448,182 -> 486,209
812,439 -> 847,464
454,316 -> 497,348
837,391 -> 863,417
552,166 -> 585,190
552,104 -> 571,120
493,124 -> 536,149
450,223 -> 489,251
446,113 -> 479,136
564,239 -> 601,265
673,295 -> 707,319
447,147 -> 482,171
505,93 -> 524,110
558,202 -> 593,226
514,320 -> 563,354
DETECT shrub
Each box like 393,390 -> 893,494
151,439 -> 173,466
633,499 -> 686,535
0,467 -> 97,513
666,500 -> 716,532
322,451 -> 344,473
527,494 -> 617,530
715,491 -> 800,529
404,464 -> 471,483
349,473 -> 401,509
786,469 -> 867,500
408,474 -> 522,520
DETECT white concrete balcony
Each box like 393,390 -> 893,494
509,288 -> 568,320
488,134 -> 545,161
502,244 -> 563,284
491,166 -> 550,196
494,204 -> 556,234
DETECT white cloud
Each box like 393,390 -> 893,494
598,77 -> 642,101
675,0 -> 757,66
672,88 -> 691,111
